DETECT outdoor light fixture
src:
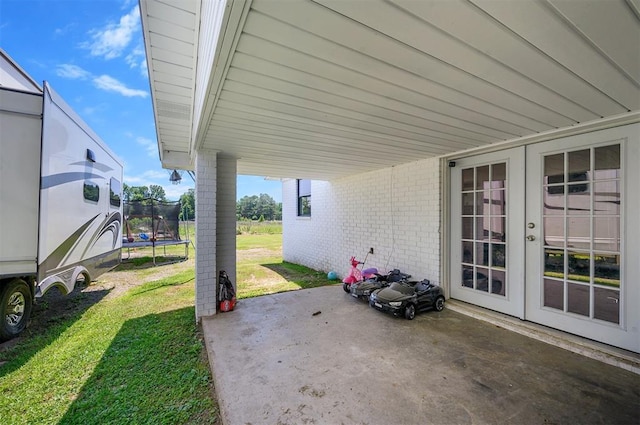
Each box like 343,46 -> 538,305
169,169 -> 182,184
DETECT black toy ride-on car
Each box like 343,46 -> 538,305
349,269 -> 411,300
369,279 -> 445,320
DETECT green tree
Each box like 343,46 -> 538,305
179,188 -> 195,220
236,193 -> 279,220
129,186 -> 149,201
149,184 -> 167,202
122,185 -> 167,204
123,183 -> 132,202
237,195 -> 258,220
275,202 -> 282,220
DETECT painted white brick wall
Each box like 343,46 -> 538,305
217,157 -> 237,293
196,150 -> 218,319
283,158 -> 441,285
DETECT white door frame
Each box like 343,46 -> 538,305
446,123 -> 640,353
524,124 -> 640,353
449,147 -> 525,319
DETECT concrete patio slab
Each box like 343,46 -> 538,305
202,285 -> 640,425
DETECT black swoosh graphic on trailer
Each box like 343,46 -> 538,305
83,212 -> 122,257
70,161 -> 115,173
38,214 -> 101,277
41,172 -> 105,189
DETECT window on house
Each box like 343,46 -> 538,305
297,179 -> 311,217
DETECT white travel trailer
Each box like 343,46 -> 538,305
0,49 -> 123,340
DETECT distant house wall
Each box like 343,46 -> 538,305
282,157 -> 441,284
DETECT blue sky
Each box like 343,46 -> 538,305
0,0 -> 282,202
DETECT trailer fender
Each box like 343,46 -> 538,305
34,266 -> 88,298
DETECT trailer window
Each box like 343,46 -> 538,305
110,178 -> 121,208
84,182 -> 100,202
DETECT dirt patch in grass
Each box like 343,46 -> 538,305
237,247 -> 280,261
263,262 -> 335,289
101,257 -> 195,298
0,257 -> 220,425
0,258 -> 195,354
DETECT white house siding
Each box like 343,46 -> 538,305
283,158 -> 441,285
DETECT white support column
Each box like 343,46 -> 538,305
216,156 -> 237,293
195,149 -> 218,320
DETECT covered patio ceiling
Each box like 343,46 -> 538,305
140,0 -> 640,180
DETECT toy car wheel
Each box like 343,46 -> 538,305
343,283 -> 350,293
434,296 -> 445,312
404,304 -> 415,320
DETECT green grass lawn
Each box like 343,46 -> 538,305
236,233 -> 335,298
0,268 -> 217,425
0,231 -> 334,424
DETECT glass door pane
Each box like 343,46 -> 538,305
541,144 -> 621,324
460,162 -> 507,296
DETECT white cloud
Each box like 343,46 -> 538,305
123,174 -> 143,185
139,58 -> 148,78
121,0 -> 137,10
139,169 -> 170,180
123,169 -> 194,201
93,75 -> 148,97
56,66 -> 147,98
56,64 -> 91,80
124,44 -> 148,78
163,182 -> 194,201
54,23 -> 76,37
136,136 -> 158,158
83,6 -> 140,60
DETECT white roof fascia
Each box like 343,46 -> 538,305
192,0 -> 253,155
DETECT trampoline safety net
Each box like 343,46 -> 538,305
123,199 -> 183,243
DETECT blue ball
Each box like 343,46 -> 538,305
327,271 -> 338,280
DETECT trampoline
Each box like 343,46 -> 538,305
122,199 -> 190,264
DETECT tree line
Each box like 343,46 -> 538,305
123,185 -> 281,221
236,193 -> 282,221
123,183 -> 167,203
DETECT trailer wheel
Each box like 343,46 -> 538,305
0,279 -> 33,341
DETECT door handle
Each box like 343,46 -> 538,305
526,235 -> 536,241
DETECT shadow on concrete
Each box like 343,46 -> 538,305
203,285 -> 640,425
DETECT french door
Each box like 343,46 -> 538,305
450,147 -> 525,318
450,123 -> 640,352
525,125 -> 639,352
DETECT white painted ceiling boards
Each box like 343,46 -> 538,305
140,0 -> 640,179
